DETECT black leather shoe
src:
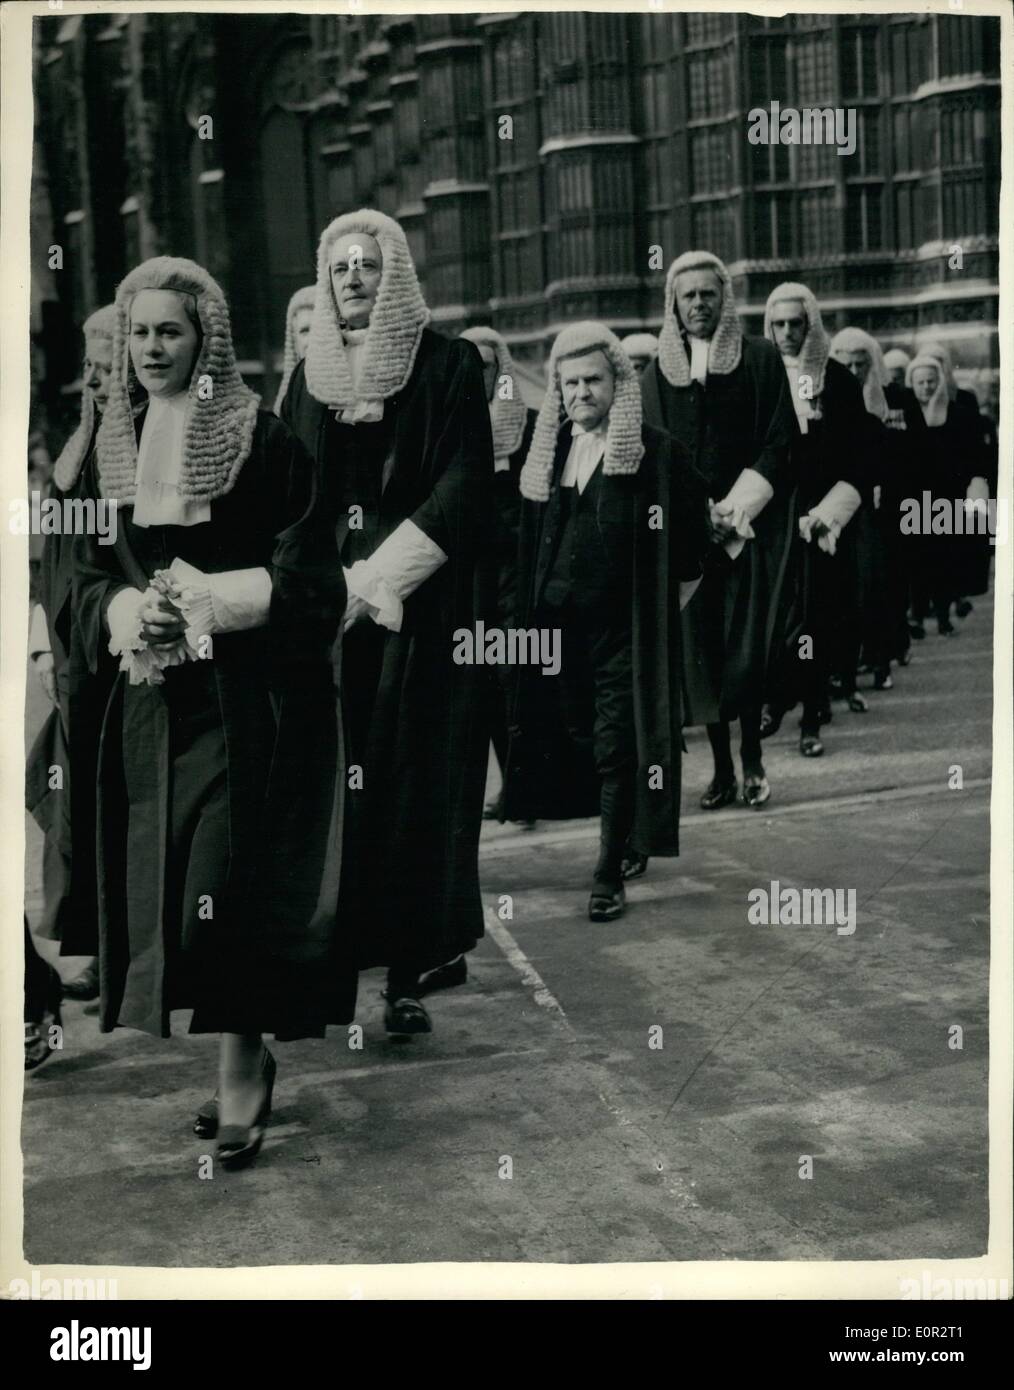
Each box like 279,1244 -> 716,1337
216,1050 -> 275,1171
742,775 -> 771,808
799,734 -> 824,758
955,599 -> 973,618
874,671 -> 893,690
909,622 -> 926,640
62,962 -> 99,1001
418,955 -> 467,996
24,1013 -> 61,1073
621,850 -> 649,881
193,1093 -> 219,1139
700,777 -> 738,810
847,693 -> 868,713
589,885 -> 626,922
384,996 -> 432,1036
938,620 -> 955,636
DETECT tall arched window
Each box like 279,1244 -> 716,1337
260,107 -> 315,337
258,41 -> 320,355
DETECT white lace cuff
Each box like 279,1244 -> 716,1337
714,468 -> 775,560
720,467 -> 775,522
811,480 -> 862,533
167,558 -> 272,641
106,586 -> 191,686
799,513 -> 844,556
345,520 -> 448,633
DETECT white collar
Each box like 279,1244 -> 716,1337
571,418 -> 608,439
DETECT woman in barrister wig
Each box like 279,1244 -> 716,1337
904,353 -> 978,636
281,210 -> 495,1037
459,325 -> 538,826
26,306 -> 120,1020
273,285 -> 316,414
74,257 -> 352,1169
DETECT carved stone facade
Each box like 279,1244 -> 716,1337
33,8 -> 1000,419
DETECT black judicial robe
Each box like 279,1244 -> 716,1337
773,358 -> 876,707
73,409 -> 351,1039
641,336 -> 797,725
493,409 -> 538,626
502,422 -> 709,856
905,399 -> 981,604
281,330 -> 496,974
25,437 -> 117,954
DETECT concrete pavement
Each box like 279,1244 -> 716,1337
18,595 -> 995,1267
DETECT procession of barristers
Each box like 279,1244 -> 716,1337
24,211 -> 997,1169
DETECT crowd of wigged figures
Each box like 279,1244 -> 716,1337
24,211 -> 997,1170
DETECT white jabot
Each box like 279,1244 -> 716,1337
560,420 -> 607,494
781,356 -> 814,434
335,327 -> 385,423
133,392 -> 212,528
689,334 -> 710,384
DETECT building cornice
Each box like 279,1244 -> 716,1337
540,134 -> 639,157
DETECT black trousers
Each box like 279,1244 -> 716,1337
25,918 -> 61,1025
538,595 -> 636,891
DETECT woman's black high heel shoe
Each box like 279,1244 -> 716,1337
216,1049 -> 276,1171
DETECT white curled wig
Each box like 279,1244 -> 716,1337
883,348 -> 912,375
273,284 -> 316,414
916,339 -> 959,403
620,332 -> 659,359
96,257 -> 259,505
52,304 -> 117,492
304,207 -> 430,412
763,281 -> 830,397
906,352 -> 949,428
459,326 -> 528,463
829,327 -> 889,422
657,250 -> 742,387
519,321 -> 644,503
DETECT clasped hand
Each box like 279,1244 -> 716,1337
140,588 -> 186,648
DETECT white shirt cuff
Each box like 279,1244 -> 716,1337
106,587 -> 147,656
810,480 -> 863,533
966,476 -> 990,504
345,520 -> 448,632
714,468 -> 775,559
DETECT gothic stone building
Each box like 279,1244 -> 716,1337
32,8 -> 1000,438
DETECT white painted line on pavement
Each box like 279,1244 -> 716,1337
481,905 -> 701,1211
483,906 -> 573,1030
